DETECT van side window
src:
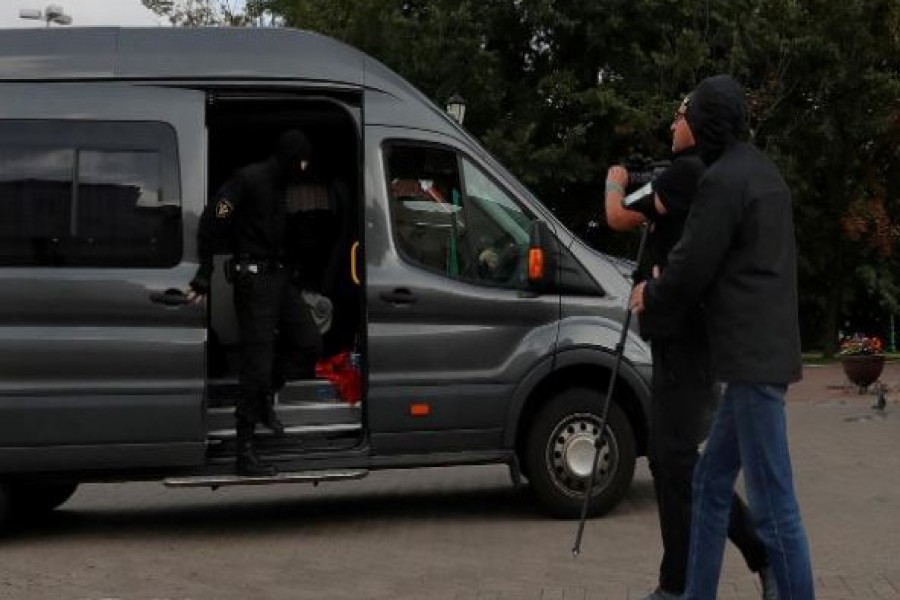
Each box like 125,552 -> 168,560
0,120 -> 181,268
385,144 -> 534,288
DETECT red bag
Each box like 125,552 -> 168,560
315,351 -> 362,405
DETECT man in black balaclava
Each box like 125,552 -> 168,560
604,93 -> 776,600
189,129 -> 323,477
629,75 -> 815,599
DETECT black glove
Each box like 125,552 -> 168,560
190,264 -> 212,295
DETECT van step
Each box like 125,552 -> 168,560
207,379 -> 344,408
206,404 -> 361,432
207,423 -> 362,440
163,469 -> 368,488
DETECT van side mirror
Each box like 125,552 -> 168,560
527,220 -> 558,292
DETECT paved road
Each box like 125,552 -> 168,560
0,363 -> 897,600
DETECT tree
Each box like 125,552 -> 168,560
149,0 -> 900,354
141,0 -> 272,26
738,0 -> 900,355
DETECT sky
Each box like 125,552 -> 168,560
0,0 -> 165,28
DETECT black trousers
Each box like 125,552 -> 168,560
649,336 -> 768,594
233,268 -> 322,426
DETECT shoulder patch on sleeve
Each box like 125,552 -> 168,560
215,199 -> 234,219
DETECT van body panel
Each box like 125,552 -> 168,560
565,235 -> 633,301
362,70 -> 454,133
0,29 -> 119,79
0,83 -> 207,471
117,28 -> 365,84
367,428 -> 505,454
559,236 -> 652,369
0,28 -> 365,86
499,345 -> 651,450
557,312 -> 652,367
0,442 -> 202,474
364,125 -> 561,452
500,354 -> 554,445
552,346 -> 652,404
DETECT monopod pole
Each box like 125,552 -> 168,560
572,223 -> 650,556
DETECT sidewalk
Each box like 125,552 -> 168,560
697,360 -> 900,599
791,358 -> 900,400
2,362 -> 897,600
438,361 -> 900,600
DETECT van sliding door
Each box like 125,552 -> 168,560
0,83 -> 207,472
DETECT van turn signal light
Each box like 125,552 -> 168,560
528,247 -> 544,281
409,403 -> 430,417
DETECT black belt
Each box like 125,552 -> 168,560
228,258 -> 284,276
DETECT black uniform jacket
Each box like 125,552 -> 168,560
191,157 -> 290,293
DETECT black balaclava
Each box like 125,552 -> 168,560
684,75 -> 747,165
274,129 -> 313,179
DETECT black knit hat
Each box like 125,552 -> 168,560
276,129 -> 312,166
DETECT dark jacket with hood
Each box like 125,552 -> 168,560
643,75 -> 803,384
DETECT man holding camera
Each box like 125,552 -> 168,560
605,93 -> 775,600
629,75 -> 814,600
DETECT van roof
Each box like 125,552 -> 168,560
0,27 -> 457,132
0,27 -> 366,83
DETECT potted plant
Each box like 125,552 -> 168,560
838,334 -> 885,392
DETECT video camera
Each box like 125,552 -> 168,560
622,155 -> 670,192
616,155 -> 669,220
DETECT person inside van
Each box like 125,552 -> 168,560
188,129 -> 324,477
604,93 -> 776,600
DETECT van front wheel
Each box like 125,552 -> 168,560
524,387 -> 636,519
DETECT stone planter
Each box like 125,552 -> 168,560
840,354 -> 885,392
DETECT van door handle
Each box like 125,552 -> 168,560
379,288 -> 417,305
150,288 -> 191,307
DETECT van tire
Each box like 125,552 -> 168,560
9,482 -> 78,518
523,387 -> 636,519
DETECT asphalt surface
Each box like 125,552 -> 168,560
0,362 -> 897,600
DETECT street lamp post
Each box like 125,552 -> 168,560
19,4 -> 73,26
446,93 -> 467,125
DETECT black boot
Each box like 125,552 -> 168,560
259,399 -> 285,437
235,421 -> 277,477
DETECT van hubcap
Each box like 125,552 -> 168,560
547,413 -> 617,497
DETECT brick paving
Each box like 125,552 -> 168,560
589,360 -> 900,600
423,360 -> 900,600
0,362 -> 897,599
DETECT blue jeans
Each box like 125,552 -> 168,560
684,383 -> 815,599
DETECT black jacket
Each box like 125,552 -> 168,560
191,156 -> 291,293
643,76 -> 802,384
636,148 -> 705,341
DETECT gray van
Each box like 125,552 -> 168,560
0,27 -> 651,528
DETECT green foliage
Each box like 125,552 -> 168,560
148,0 -> 900,355
141,0 -> 256,26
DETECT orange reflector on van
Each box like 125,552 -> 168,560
528,247 -> 544,281
409,403 -> 430,417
